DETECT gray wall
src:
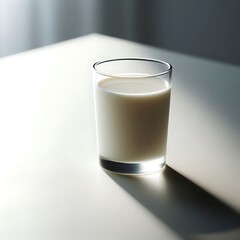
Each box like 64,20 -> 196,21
0,0 -> 240,65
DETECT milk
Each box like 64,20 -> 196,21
94,77 -> 171,163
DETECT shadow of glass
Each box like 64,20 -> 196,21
106,166 -> 240,239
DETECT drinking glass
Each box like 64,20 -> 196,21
93,58 -> 172,174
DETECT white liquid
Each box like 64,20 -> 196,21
95,77 -> 171,163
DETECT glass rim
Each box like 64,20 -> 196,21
92,57 -> 172,78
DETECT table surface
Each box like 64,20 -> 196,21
0,34 -> 240,240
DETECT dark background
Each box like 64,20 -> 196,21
0,0 -> 240,65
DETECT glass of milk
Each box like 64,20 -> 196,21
93,58 -> 172,174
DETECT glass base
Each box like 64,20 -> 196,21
100,156 -> 166,175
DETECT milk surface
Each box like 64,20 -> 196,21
95,77 -> 171,163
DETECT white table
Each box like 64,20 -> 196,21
0,34 -> 240,240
